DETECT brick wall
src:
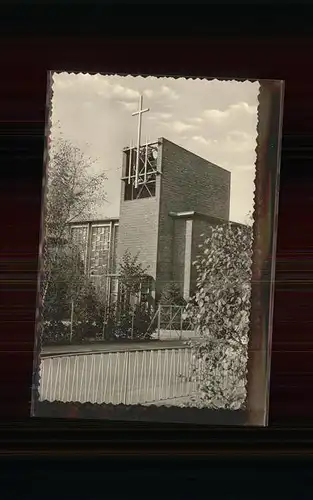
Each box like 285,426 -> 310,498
116,149 -> 162,280
156,138 -> 231,298
116,139 -> 231,301
117,196 -> 160,280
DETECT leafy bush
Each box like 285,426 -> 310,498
159,283 -> 189,331
119,250 -> 149,296
41,133 -> 106,346
186,222 -> 253,410
159,282 -> 186,306
41,321 -> 71,345
105,306 -> 154,341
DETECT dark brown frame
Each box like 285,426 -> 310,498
2,7 -> 313,462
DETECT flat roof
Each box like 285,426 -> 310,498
70,218 -> 119,225
169,211 -> 227,223
169,211 -> 245,227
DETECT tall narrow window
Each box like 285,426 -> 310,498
89,224 -> 111,294
70,225 -> 88,270
111,223 -> 119,273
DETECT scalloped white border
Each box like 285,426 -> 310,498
32,72 -> 266,418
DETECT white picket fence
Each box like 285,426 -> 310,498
39,347 -> 199,405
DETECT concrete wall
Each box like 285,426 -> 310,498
172,218 -> 186,295
156,138 -> 231,298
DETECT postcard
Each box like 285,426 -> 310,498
31,73 -> 284,425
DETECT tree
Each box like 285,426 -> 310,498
42,238 -> 108,344
41,134 -> 107,344
118,250 -> 150,297
159,282 -> 186,306
42,134 -> 106,309
186,222 -> 253,410
42,244 -> 85,323
111,250 -> 153,340
159,282 -> 186,331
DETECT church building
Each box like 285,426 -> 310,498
70,96 -> 231,310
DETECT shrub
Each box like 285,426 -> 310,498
186,222 -> 253,410
109,306 -> 154,341
41,321 -> 71,345
159,283 -> 188,331
159,282 -> 186,306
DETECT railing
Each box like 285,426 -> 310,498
147,305 -> 197,341
39,347 -> 199,406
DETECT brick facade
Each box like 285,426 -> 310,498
116,141 -> 162,282
117,196 -> 159,279
156,138 -> 231,299
79,137 -> 231,305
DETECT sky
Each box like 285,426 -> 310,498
49,73 -> 260,224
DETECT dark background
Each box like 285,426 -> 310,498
1,2 -> 313,464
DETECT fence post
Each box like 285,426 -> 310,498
123,350 -> 130,405
70,300 -> 74,343
180,306 -> 183,340
131,309 -> 135,340
170,305 -> 172,334
102,295 -> 108,341
157,305 -> 161,340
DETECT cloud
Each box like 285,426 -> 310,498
230,102 -> 257,115
160,85 -> 179,100
166,120 -> 196,134
144,89 -> 154,98
53,72 -> 140,102
192,131 -> 255,154
192,135 -> 211,145
188,117 -> 204,124
144,85 -> 179,101
118,101 -> 138,112
111,84 -> 139,100
225,131 -> 255,153
203,101 -> 257,123
53,76 -> 73,90
228,130 -> 251,140
203,108 -> 228,121
148,112 -> 173,121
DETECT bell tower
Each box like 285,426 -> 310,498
117,95 -> 162,287
122,94 -> 160,200
116,94 -> 231,306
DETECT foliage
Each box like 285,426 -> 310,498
42,243 -> 86,323
159,282 -> 186,306
159,282 -> 187,331
105,305 -> 154,341
41,246 -> 108,345
186,222 -> 253,410
41,321 -> 71,345
42,135 -> 106,308
109,250 -> 153,340
40,134 -> 107,344
118,250 -> 149,296
72,280 -> 107,342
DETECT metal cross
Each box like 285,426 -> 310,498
132,94 -> 149,188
